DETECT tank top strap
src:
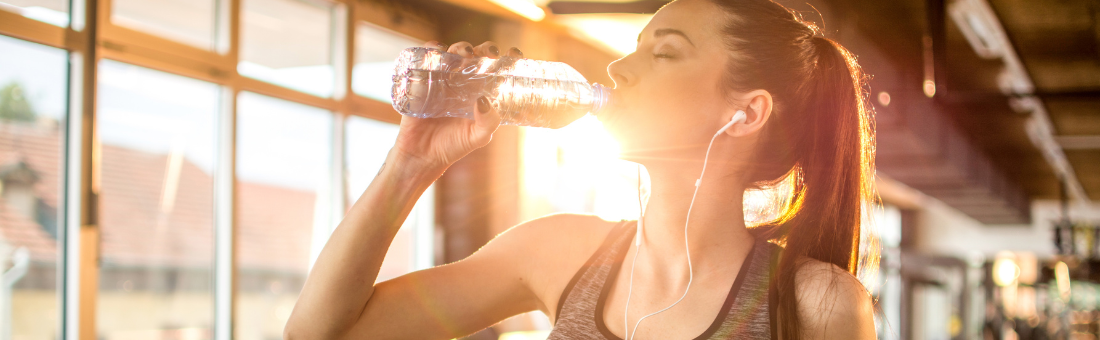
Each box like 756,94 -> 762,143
553,219 -> 637,322
706,238 -> 783,339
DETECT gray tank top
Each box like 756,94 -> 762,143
547,220 -> 781,340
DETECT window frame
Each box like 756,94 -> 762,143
0,0 -> 437,338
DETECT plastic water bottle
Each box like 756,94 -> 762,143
391,47 -> 612,128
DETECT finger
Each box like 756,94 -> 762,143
422,40 -> 446,50
448,41 -> 475,58
506,47 -> 524,59
472,96 -> 502,145
474,41 -> 501,59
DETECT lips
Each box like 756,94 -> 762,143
595,89 -> 623,127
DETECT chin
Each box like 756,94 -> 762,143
596,106 -> 630,137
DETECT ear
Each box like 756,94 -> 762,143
722,89 -> 773,137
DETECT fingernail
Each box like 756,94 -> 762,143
488,45 -> 500,56
477,96 -> 490,113
510,47 -> 524,57
465,46 -> 474,55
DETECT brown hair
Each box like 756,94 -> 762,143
706,0 -> 877,338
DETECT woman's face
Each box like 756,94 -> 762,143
601,0 -> 736,162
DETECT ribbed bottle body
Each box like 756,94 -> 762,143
392,47 -> 609,128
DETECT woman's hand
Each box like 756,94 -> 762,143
390,40 -> 524,173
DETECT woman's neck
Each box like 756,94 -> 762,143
636,160 -> 755,277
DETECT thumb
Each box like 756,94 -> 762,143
471,96 -> 502,145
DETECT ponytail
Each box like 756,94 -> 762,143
707,1 -> 877,339
768,36 -> 874,340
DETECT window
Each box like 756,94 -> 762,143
352,22 -> 422,102
0,35 -> 67,340
0,0 -> 443,338
110,0 -> 218,50
0,0 -> 68,26
867,204 -> 902,340
519,116 -> 637,222
239,0 -> 336,97
344,116 -> 434,282
235,92 -> 333,340
95,60 -> 220,339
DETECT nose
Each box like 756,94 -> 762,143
606,56 -> 636,88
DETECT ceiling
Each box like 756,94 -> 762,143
989,0 -> 1100,200
765,0 -> 1098,207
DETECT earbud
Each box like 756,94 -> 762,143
716,110 -> 747,135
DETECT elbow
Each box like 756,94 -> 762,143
282,318 -> 308,340
284,313 -> 360,340
283,316 -> 337,340
285,291 -> 379,340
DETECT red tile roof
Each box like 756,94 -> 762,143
0,197 -> 57,262
0,122 -> 316,273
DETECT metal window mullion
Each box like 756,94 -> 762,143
324,0 -> 349,263
414,185 -> 436,270
61,52 -> 89,340
329,0 -> 353,222
331,113 -> 346,231
214,0 -> 241,338
62,0 -> 102,338
332,2 -> 348,101
213,87 -> 238,340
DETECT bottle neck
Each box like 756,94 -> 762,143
590,83 -> 612,117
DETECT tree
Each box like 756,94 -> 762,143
0,82 -> 37,122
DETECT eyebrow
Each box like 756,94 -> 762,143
637,28 -> 696,46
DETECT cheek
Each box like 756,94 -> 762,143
633,70 -> 717,130
610,68 -> 722,149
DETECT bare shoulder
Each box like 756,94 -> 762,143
486,213 -> 622,320
485,213 -> 620,269
792,257 -> 876,340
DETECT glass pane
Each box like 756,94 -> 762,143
0,34 -> 66,340
111,0 -> 216,50
344,116 -> 434,282
352,22 -> 422,102
0,0 -> 68,27
239,0 -> 334,97
96,60 -> 220,339
235,92 -> 333,340
519,116 -> 637,222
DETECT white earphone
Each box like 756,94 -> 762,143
717,109 -> 748,135
625,109 -> 747,340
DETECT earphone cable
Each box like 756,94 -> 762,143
623,128 -> 726,340
623,165 -> 643,340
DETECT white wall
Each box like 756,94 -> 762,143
912,197 -> 1100,259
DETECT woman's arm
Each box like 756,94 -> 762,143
285,41 -> 526,340
285,149 -> 543,339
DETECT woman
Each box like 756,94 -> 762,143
285,0 -> 877,338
